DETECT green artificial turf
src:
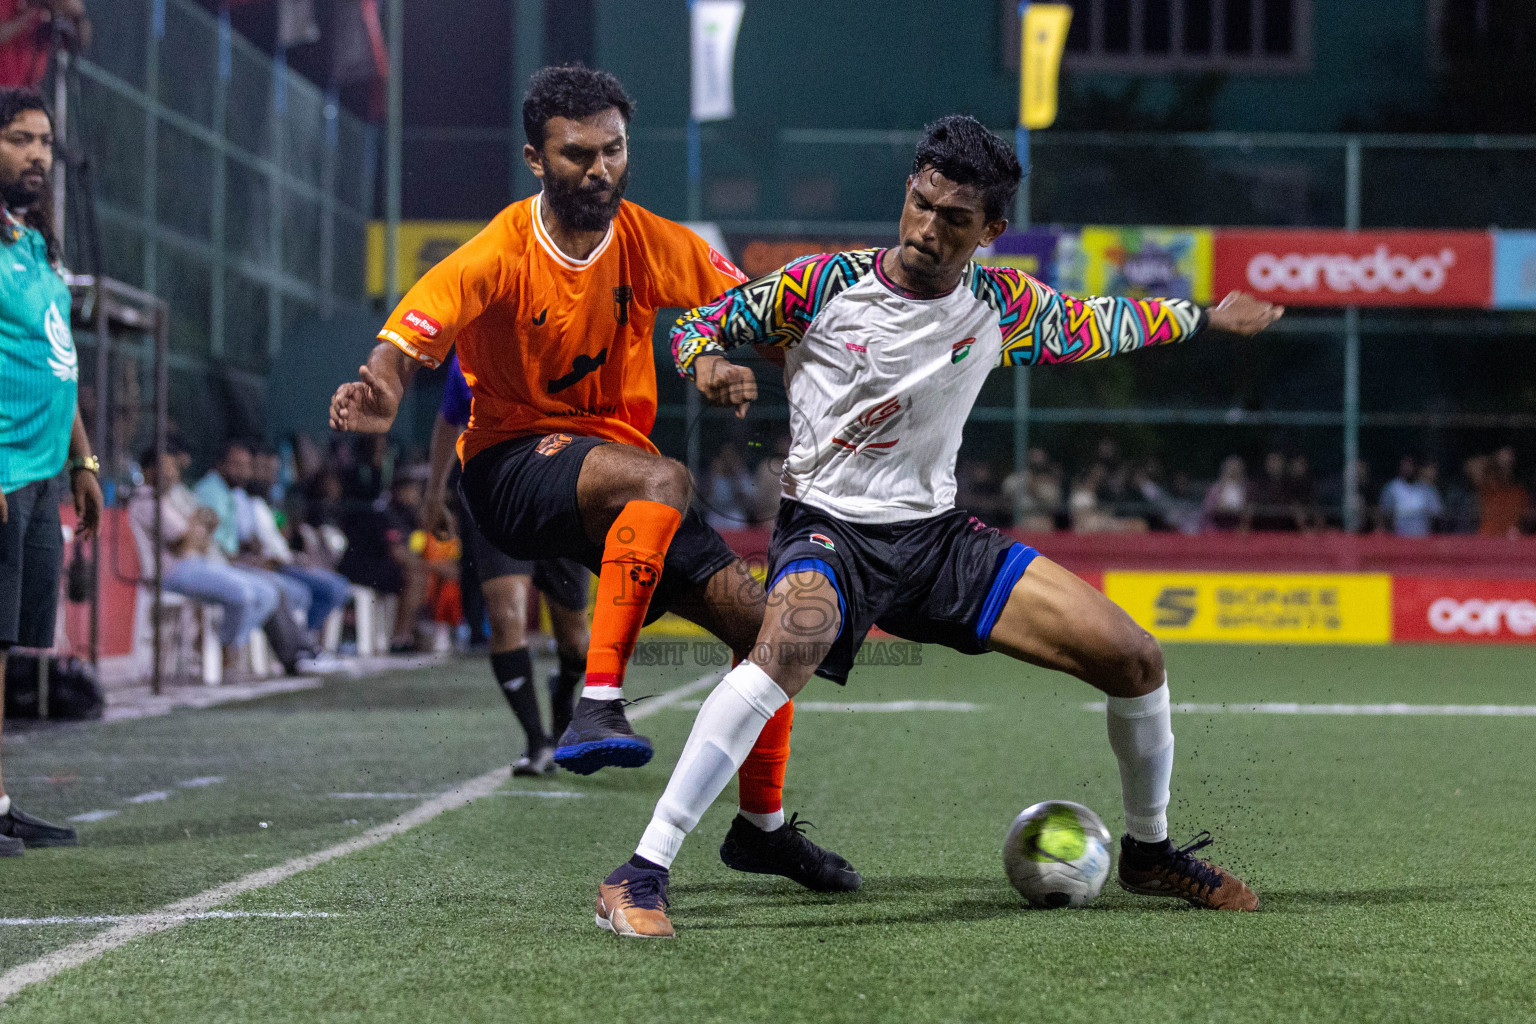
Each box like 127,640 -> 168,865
2,645 -> 1534,1022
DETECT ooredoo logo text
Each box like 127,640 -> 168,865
1426,598 -> 1536,637
1213,230 -> 1492,308
1246,246 -> 1456,296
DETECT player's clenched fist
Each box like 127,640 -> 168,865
694,354 -> 757,419
1206,291 -> 1284,336
329,363 -> 401,434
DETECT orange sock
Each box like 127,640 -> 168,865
583,500 -> 683,700
738,699 -> 793,822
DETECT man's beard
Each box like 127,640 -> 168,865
543,167 -> 628,232
1,170 -> 44,211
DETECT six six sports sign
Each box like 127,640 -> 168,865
1212,230 -> 1493,308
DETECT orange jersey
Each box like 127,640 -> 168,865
378,194 -> 748,463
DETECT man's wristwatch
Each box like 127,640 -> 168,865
68,455 -> 101,476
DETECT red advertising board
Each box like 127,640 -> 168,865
1213,230 -> 1492,308
1392,576 -> 1536,643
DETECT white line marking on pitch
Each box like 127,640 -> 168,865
0,911 -> 337,927
1082,701 -> 1536,716
177,777 -> 224,788
66,810 -> 118,823
125,791 -> 170,804
325,791 -> 585,800
673,699 -> 983,713
0,669 -> 722,1005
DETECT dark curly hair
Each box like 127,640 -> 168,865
522,64 -> 634,151
910,115 -> 1022,223
0,88 -> 58,263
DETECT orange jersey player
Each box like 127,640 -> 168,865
330,65 -> 859,898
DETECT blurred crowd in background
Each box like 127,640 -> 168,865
126,429 -> 1534,672
701,436 -> 1534,540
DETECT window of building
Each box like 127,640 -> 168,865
1002,0 -> 1311,73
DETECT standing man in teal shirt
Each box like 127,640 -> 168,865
0,89 -> 103,857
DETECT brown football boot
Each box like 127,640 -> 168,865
595,862 -> 676,938
1117,832 -> 1260,911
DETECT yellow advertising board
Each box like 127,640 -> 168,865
366,220 -> 488,298
1103,572 -> 1392,645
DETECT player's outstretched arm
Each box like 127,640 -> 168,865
981,262 -> 1281,367
329,342 -> 421,434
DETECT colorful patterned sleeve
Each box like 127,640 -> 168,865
971,265 -> 1207,367
671,249 -> 878,377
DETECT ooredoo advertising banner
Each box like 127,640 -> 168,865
1392,577 -> 1536,643
1212,230 -> 1492,308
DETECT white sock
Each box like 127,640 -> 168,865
738,808 -> 785,831
1105,678 -> 1174,844
0,795 -> 9,817
582,683 -> 622,701
636,663 -> 789,868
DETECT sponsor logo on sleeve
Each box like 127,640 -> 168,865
401,309 -> 443,337
951,337 -> 975,363
709,247 -> 748,283
809,533 -> 836,551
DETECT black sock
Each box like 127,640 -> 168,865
490,648 -> 550,750
549,652 -> 584,739
628,854 -> 667,873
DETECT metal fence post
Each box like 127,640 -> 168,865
1342,135 -> 1362,531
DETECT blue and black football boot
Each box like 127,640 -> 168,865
552,697 -> 654,775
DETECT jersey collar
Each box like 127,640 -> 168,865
531,192 -> 615,271
872,248 -> 963,301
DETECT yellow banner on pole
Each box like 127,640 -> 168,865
366,220 -> 488,298
1019,3 -> 1072,130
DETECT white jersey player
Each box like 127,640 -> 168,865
594,115 -> 1282,938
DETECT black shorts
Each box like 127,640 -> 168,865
0,476 -> 64,649
767,498 -> 1038,684
456,489 -> 590,612
458,433 -> 737,624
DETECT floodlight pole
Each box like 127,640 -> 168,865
1342,136 -> 1362,533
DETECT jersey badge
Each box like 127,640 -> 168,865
535,434 -> 575,457
809,533 -> 836,551
613,285 -> 633,326
951,337 -> 975,363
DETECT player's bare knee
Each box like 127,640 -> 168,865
1115,630 -> 1164,697
634,458 -> 693,512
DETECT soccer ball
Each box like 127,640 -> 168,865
1002,800 -> 1112,908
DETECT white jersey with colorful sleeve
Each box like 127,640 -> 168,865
671,248 -> 1207,525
